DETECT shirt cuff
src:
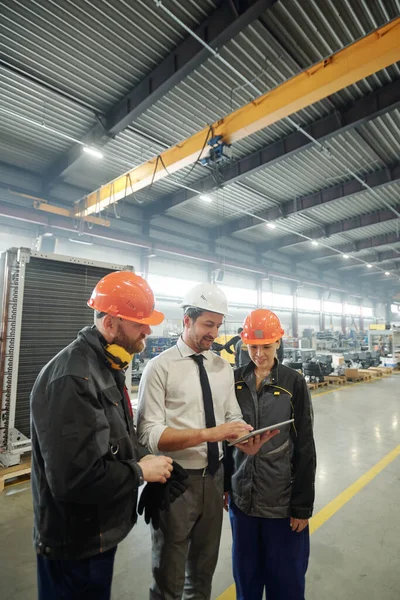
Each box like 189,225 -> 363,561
148,424 -> 169,454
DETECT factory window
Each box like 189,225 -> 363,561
262,292 -> 273,307
219,285 -> 257,305
362,306 -> 374,317
147,274 -> 201,299
324,301 -> 343,314
271,293 -> 294,310
391,304 -> 399,313
297,297 -> 321,312
261,292 -> 293,309
346,304 -> 361,316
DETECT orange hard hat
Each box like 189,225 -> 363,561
88,271 -> 164,326
241,309 -> 284,345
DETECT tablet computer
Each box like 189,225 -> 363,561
228,419 -> 294,446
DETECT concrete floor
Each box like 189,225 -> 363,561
1,376 -> 399,600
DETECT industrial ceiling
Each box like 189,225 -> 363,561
0,0 -> 400,299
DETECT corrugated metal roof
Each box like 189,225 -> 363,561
286,220 -> 400,251
133,16 -> 334,157
0,65 -> 95,172
302,183 -> 400,224
237,129 -> 385,204
265,0 -> 400,102
357,109 -> 400,165
0,0 -> 399,281
0,0 -> 216,111
165,180 -> 279,224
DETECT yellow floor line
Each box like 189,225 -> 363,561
216,443 -> 400,600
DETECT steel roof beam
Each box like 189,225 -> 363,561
43,0 -> 278,186
258,205 -> 400,253
329,249 -> 400,271
73,18 -> 400,218
215,161 -> 400,237
145,78 -> 400,219
289,232 -> 400,262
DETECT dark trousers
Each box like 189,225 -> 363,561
37,546 -> 117,600
229,502 -> 309,600
150,466 -> 224,600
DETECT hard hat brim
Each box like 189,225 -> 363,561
125,308 -> 165,326
242,334 -> 283,345
181,304 -> 231,317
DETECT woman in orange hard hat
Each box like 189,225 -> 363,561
224,308 -> 316,600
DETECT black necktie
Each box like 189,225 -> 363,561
191,354 -> 220,476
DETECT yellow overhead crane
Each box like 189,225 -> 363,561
42,18 -> 400,222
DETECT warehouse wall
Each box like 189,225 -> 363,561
0,221 -> 380,340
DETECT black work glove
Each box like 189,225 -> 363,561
137,461 -> 189,529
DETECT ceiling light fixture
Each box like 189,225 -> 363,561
311,240 -> 319,246
68,237 -> 93,246
266,222 -> 276,229
343,254 -> 349,259
367,264 -> 372,268
385,271 -> 391,275
83,146 -> 104,159
199,194 -> 212,203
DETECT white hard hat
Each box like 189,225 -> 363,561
180,283 -> 230,316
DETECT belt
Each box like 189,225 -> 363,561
185,461 -> 223,477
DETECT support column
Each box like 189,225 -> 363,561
292,284 -> 299,339
256,277 -> 263,308
359,301 -> 364,333
319,292 -> 325,331
341,294 -> 347,335
140,248 -> 149,280
385,302 -> 392,325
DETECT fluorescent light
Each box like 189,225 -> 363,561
83,146 -> 103,159
367,264 -> 372,268
311,240 -> 319,246
69,237 -> 93,246
199,194 -> 212,203
147,253 -> 157,258
266,222 -> 276,229
385,271 -> 391,275
343,254 -> 349,259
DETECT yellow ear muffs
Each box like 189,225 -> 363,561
104,344 -> 133,370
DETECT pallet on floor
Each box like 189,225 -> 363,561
326,376 -> 347,385
357,370 -> 374,380
367,368 -> 383,377
0,457 -> 31,493
308,381 -> 329,390
368,367 -> 392,377
345,374 -> 371,382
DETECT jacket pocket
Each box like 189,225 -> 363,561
256,439 -> 292,509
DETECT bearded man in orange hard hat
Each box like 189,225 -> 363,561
224,308 -> 317,600
30,271 -> 177,600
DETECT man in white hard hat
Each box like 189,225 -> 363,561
137,283 -> 277,600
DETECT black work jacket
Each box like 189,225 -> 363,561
30,326 -> 145,559
224,361 -> 316,520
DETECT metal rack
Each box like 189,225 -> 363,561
0,248 -> 131,467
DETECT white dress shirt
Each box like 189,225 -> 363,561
137,337 -> 244,469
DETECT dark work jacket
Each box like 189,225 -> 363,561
30,326 -> 146,560
224,361 -> 316,520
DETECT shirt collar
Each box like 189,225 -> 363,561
177,336 -> 210,359
243,357 -> 279,385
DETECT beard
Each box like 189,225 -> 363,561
114,324 -> 146,355
191,333 -> 214,353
